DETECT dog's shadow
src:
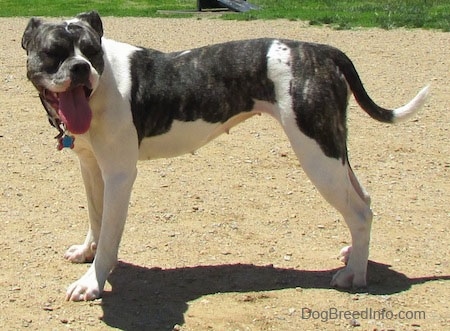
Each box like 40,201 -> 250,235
101,261 -> 448,330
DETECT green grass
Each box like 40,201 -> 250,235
235,0 -> 450,31
0,0 -> 194,17
1,0 -> 449,31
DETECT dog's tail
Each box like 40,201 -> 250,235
334,51 -> 430,123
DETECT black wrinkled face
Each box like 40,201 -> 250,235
24,21 -> 104,93
22,12 -> 105,134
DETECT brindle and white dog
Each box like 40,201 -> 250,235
22,11 -> 429,301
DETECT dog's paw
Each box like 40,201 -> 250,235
66,270 -> 101,301
64,243 -> 96,263
331,266 -> 367,289
338,245 -> 352,265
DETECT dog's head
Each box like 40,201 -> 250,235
22,11 -> 104,134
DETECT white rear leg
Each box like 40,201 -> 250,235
282,118 -> 372,288
266,39 -> 371,288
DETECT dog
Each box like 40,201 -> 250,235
22,11 -> 429,301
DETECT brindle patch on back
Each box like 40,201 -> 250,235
288,42 -> 349,161
129,38 -> 351,162
129,39 -> 276,143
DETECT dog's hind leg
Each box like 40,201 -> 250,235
281,118 -> 372,288
265,39 -> 371,288
336,163 -> 372,266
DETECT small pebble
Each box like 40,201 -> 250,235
348,318 -> 360,327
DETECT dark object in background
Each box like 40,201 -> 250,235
197,0 -> 259,12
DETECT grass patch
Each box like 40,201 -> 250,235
1,0 -> 448,31
248,0 -> 449,31
0,0 -> 194,17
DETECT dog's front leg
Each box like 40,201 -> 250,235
66,125 -> 139,301
66,166 -> 137,301
64,150 -> 104,263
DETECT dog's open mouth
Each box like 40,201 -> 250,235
41,85 -> 93,135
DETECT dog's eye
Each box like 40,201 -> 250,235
42,47 -> 69,61
40,48 -> 69,73
81,44 -> 101,58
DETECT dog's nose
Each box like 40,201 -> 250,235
71,62 -> 90,76
69,62 -> 91,88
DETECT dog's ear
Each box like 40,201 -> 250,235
22,17 -> 43,51
76,11 -> 103,38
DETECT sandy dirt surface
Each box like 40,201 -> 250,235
0,16 -> 449,330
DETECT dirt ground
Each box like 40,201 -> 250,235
0,16 -> 449,331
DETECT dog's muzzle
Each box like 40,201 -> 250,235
40,84 -> 93,136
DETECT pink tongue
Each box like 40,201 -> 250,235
58,86 -> 92,134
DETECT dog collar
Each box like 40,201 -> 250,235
49,115 -> 75,151
52,117 -> 75,151
39,93 -> 75,150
